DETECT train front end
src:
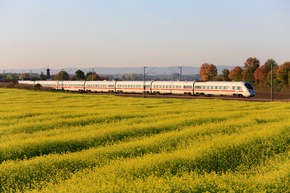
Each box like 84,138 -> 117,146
244,82 -> 255,97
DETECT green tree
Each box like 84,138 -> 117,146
264,59 -> 278,72
255,59 -> 277,87
242,57 -> 260,84
39,72 -> 46,80
86,72 -> 100,81
54,70 -> 70,80
75,70 -> 85,80
221,69 -> 230,81
19,73 -> 30,80
129,73 -> 136,80
6,73 -> 16,80
276,61 -> 290,87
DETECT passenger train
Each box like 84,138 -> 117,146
18,80 -> 255,97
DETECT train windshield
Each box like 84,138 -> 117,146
244,83 -> 254,90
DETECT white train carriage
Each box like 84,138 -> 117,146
194,81 -> 255,97
115,81 -> 152,93
85,81 -> 116,92
171,81 -> 195,95
59,81 -> 86,92
151,81 -> 173,94
151,81 -> 194,95
18,80 -> 36,85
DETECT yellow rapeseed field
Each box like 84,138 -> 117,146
0,88 -> 289,192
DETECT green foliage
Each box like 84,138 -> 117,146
52,70 -> 70,80
0,89 -> 289,192
243,57 -> 260,84
75,70 -> 85,80
221,68 -> 230,81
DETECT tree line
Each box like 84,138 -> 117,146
1,57 -> 289,91
200,57 -> 290,91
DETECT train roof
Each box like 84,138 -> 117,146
196,81 -> 249,85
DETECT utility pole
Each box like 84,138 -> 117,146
143,66 -> 145,98
179,66 -> 182,81
169,66 -> 182,81
61,69 -> 64,90
143,66 -> 155,98
30,70 -> 32,81
3,70 -> 5,82
271,63 -> 274,101
92,69 -> 94,81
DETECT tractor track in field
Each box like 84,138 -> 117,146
88,91 -> 290,102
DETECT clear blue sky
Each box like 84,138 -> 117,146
0,0 -> 289,71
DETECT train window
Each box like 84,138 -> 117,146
244,83 -> 253,90
184,86 -> 192,89
237,86 -> 242,90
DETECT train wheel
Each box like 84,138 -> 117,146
238,94 -> 244,98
